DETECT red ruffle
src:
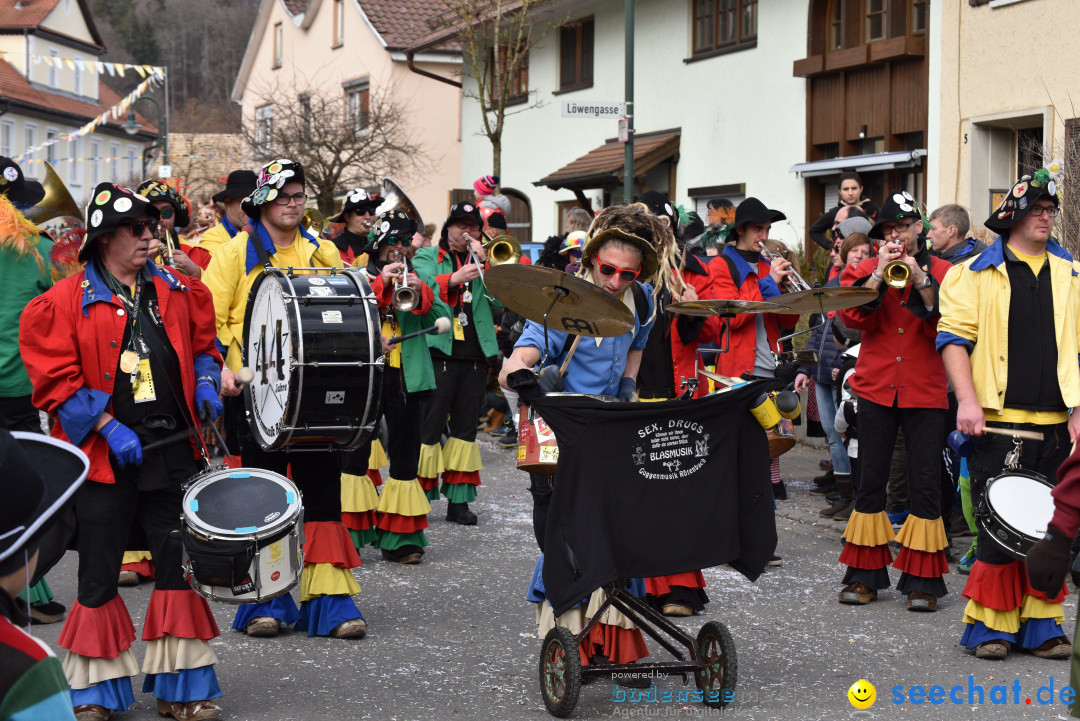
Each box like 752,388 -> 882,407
892,547 -> 950,578
119,560 -> 155,578
579,623 -> 649,666
142,589 -> 220,641
58,596 -> 136,659
962,560 -> 1024,610
376,512 -> 430,534
341,510 -> 377,532
418,475 -> 438,492
442,470 -> 481,486
368,469 -> 383,488
303,520 -> 362,568
644,571 -> 707,597
838,542 -> 893,570
1021,563 -> 1068,604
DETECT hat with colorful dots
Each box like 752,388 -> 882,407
984,161 -> 1063,234
329,186 -> 383,223
241,158 -> 306,218
79,182 -> 160,260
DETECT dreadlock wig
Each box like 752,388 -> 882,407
586,203 -> 679,295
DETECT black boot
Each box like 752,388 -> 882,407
820,473 -> 854,519
447,502 -> 478,526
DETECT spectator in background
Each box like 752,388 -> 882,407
928,204 -> 986,265
809,171 -> 881,249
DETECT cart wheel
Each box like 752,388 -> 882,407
539,626 -> 582,718
695,620 -> 737,708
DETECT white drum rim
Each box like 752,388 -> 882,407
182,468 -> 301,540
245,268 -> 295,448
984,471 -> 1054,540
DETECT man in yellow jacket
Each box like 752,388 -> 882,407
938,162 -> 1080,661
197,169 -> 256,255
201,159 -> 368,641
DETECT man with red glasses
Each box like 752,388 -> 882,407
330,187 -> 382,266
202,159 -> 370,642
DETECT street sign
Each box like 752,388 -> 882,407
618,118 -> 629,143
159,164 -> 172,178
561,101 -> 626,119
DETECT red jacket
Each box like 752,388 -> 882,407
712,246 -> 799,378
671,254 -> 722,398
19,261 -> 222,484
839,255 -> 952,409
1051,442 -> 1080,537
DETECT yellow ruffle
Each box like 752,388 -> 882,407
962,599 -> 1020,634
536,588 -> 639,639
1020,595 -> 1066,624
375,477 -> 432,516
122,550 -> 152,563
340,473 -> 380,513
418,443 -> 444,478
368,438 -> 389,469
141,637 -> 217,675
894,514 -> 948,552
298,562 -> 361,602
841,510 -> 895,547
64,650 -> 140,689
443,437 -> 482,473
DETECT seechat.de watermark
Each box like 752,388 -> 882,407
890,676 -> 1076,707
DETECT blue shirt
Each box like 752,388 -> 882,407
514,282 -> 655,396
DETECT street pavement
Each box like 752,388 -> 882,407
31,433 -> 1079,721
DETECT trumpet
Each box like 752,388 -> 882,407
760,238 -> 812,293
391,249 -> 419,312
159,227 -> 179,267
882,260 -> 911,289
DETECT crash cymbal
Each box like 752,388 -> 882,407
665,299 -> 789,317
483,264 -> 633,338
775,286 -> 879,314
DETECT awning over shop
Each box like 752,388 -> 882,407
535,130 -> 681,193
789,149 -> 927,178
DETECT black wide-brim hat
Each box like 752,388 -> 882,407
985,167 -> 1061,234
640,190 -> 679,231
732,197 -> 786,234
138,179 -> 190,227
869,190 -> 923,240
0,431 -> 88,573
0,156 -> 45,208
581,227 -> 659,282
440,201 -> 484,238
80,183 -> 161,261
372,209 -> 418,250
329,187 -> 382,223
212,170 -> 257,203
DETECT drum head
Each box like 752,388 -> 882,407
986,473 -> 1054,539
245,272 -> 294,448
183,469 -> 301,539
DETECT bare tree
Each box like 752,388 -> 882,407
439,0 -> 558,183
241,78 -> 430,215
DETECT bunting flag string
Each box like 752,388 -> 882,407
0,51 -> 165,79
19,152 -> 245,165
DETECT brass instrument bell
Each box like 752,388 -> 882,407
25,161 -> 84,225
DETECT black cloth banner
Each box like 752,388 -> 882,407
534,382 -> 778,616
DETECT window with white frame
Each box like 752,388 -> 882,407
48,49 -> 59,88
46,129 -> 58,164
256,105 -> 274,156
127,144 -> 138,180
273,22 -> 283,67
109,142 -> 120,177
73,61 -> 82,95
68,137 -> 80,185
0,121 -> 12,157
90,139 -> 101,186
24,125 -> 37,162
343,78 -> 369,135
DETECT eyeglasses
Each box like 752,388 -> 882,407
382,236 -> 407,246
597,261 -> 640,282
831,243 -> 842,252
1028,205 -> 1058,218
273,192 -> 308,206
157,206 -> 174,219
122,220 -> 159,237
883,220 -> 916,235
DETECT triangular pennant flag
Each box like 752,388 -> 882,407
64,58 -> 76,70
104,62 -> 116,76
133,65 -> 147,78
115,64 -> 125,77
73,57 -> 85,72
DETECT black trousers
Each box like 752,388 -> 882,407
970,420 -> 1070,565
0,394 -> 41,433
854,398 -> 944,520
240,433 -> 342,523
529,473 -> 553,552
420,357 -> 487,446
76,444 -> 197,608
342,367 -> 427,480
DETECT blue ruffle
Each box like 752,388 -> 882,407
142,665 -> 222,703
231,594 -> 300,630
1016,617 -> 1065,650
70,677 -> 135,712
960,620 -> 1015,649
526,554 -> 645,604
297,594 -> 363,637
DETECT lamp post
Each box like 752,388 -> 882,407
123,96 -> 169,178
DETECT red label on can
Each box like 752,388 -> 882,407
271,571 -> 280,581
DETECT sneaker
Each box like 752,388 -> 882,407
497,433 -> 517,449
809,481 -> 837,497
957,546 -> 976,575
244,616 -> 281,637
772,480 -> 787,500
824,490 -> 841,505
329,618 -> 367,639
767,554 -> 783,567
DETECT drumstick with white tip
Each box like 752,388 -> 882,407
235,367 -> 255,387
980,427 -> 1044,441
388,316 -> 452,344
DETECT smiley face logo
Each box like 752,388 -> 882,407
847,679 -> 876,709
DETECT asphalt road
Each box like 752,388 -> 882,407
30,434 -> 1079,721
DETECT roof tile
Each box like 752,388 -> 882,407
539,132 -> 680,188
361,0 -> 455,50
0,0 -> 60,29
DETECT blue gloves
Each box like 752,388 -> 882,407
101,418 -> 143,468
538,366 -> 564,394
617,377 -> 637,402
195,380 -> 223,422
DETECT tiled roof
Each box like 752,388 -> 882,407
537,131 -> 681,190
406,0 -> 524,53
361,0 -> 455,50
0,0 -> 59,28
0,59 -> 155,133
282,0 -> 309,15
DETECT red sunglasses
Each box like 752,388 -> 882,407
597,261 -> 640,282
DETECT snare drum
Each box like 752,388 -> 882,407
180,468 -> 304,604
243,267 -> 382,451
978,468 -> 1055,559
516,393 -> 618,474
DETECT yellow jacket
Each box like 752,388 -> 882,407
201,227 -> 343,369
196,222 -> 236,255
937,238 -> 1080,413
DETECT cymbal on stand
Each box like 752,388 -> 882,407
665,299 -> 788,317
775,286 -> 878,314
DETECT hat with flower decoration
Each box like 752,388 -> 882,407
984,161 -> 1063,234
241,159 -> 306,218
329,186 -> 383,223
869,190 -> 925,240
559,230 -> 587,256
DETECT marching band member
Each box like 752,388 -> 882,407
197,170 -> 256,255
329,187 -> 381,266
836,191 -> 951,613
413,202 -> 504,526
136,181 -> 209,279
20,183 -> 225,721
940,165 -> 1080,660
201,159 -> 368,641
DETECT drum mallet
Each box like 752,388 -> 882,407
388,316 -> 451,344
948,427 -> 1045,458
235,367 -> 255,387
